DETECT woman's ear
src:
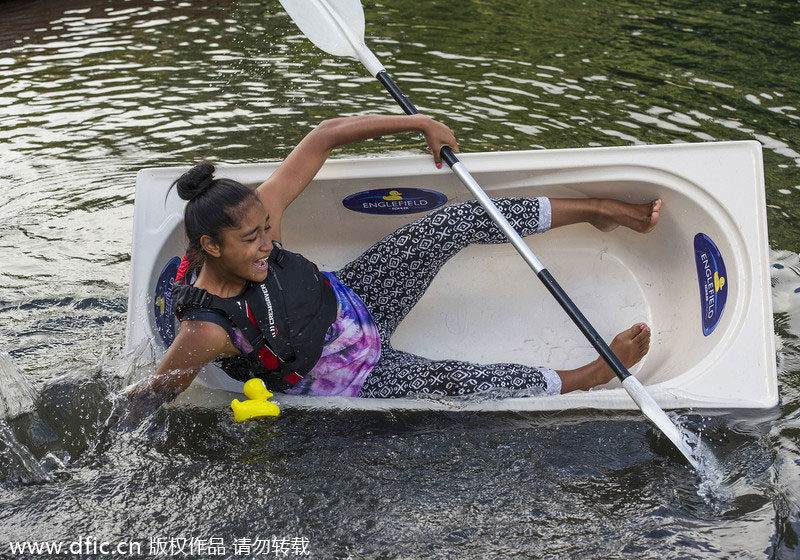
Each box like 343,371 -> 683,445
200,234 -> 222,258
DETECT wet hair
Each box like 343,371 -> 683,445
172,161 -> 260,270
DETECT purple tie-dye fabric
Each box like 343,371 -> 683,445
284,272 -> 381,397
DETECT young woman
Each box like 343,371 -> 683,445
126,114 -> 658,410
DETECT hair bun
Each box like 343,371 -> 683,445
175,161 -> 216,201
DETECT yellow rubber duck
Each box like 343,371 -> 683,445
714,272 -> 725,292
155,295 -> 166,315
231,378 -> 280,422
382,190 -> 403,201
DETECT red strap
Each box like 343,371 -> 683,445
284,372 -> 303,385
246,304 -> 280,371
175,253 -> 191,283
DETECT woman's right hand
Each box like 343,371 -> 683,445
420,115 -> 460,168
111,320 -> 231,428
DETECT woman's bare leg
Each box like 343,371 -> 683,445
557,323 -> 651,393
550,198 -> 661,232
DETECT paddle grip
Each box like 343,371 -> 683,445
537,269 -> 632,382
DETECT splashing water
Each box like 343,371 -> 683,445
0,352 -> 38,420
0,420 -> 52,484
670,412 -> 735,509
0,353 -> 51,483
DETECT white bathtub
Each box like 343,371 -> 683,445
126,141 -> 777,411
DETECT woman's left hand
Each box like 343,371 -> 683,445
420,115 -> 460,168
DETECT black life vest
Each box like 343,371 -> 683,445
172,242 -> 338,391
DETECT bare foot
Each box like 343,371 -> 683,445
556,323 -> 652,393
589,199 -> 661,233
594,323 -> 651,384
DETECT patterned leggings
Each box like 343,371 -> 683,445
334,197 -> 562,399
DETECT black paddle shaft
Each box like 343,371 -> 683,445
377,70 -> 458,167
538,269 -> 631,381
376,68 -> 633,383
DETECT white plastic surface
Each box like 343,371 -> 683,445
126,142 -> 777,411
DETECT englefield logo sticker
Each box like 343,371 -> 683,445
154,256 -> 181,347
694,233 -> 727,336
342,188 -> 448,215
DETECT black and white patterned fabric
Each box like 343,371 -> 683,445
334,197 -> 562,399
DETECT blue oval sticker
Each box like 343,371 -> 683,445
694,233 -> 727,336
154,256 -> 181,347
342,188 -> 448,215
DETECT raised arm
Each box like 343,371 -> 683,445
256,114 -> 459,240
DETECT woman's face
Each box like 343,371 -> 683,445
214,198 -> 274,284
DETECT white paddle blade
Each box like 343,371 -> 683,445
278,0 -> 365,58
278,0 -> 385,77
622,377 -> 699,468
